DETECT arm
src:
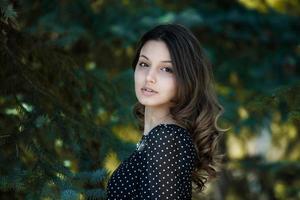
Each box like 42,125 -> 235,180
145,125 -> 196,200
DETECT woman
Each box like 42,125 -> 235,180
106,24 -> 226,200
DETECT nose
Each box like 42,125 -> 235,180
146,67 -> 156,83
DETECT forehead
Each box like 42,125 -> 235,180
140,40 -> 171,61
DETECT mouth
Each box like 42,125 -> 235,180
141,87 -> 158,94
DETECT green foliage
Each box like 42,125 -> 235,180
61,189 -> 79,200
0,0 -> 17,23
1,0 -> 300,199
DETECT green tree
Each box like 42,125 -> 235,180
1,0 -> 299,199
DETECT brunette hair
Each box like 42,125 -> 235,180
131,24 -> 228,192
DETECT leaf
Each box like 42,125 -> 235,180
61,189 -> 79,200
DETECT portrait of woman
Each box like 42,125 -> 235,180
106,23 -> 226,200
1,2 -> 296,199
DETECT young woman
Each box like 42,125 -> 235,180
106,24 -> 226,200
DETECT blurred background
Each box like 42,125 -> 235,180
1,0 -> 299,199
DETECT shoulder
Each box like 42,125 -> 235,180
147,124 -> 192,140
146,124 -> 196,153
145,123 -> 197,169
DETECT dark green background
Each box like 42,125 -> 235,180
1,0 -> 299,199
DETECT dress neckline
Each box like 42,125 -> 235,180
142,123 -> 187,137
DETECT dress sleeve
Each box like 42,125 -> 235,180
144,125 -> 196,200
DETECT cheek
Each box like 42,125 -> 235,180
134,70 -> 142,91
171,84 -> 177,96
168,78 -> 177,89
164,79 -> 177,95
134,70 -> 140,84
134,68 -> 143,79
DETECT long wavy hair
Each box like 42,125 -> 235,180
131,24 -> 228,192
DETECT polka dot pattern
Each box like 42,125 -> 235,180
106,124 -> 197,200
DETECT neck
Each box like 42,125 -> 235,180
143,106 -> 176,135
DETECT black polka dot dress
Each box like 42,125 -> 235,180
106,123 -> 197,200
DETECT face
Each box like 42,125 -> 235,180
134,40 -> 177,110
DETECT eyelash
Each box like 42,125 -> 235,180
138,62 -> 173,73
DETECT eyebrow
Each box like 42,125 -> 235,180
139,55 -> 172,63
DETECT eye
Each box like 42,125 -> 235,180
138,62 -> 148,67
162,67 -> 173,73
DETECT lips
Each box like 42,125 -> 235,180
142,87 -> 158,93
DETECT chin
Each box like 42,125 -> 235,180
142,101 -> 171,108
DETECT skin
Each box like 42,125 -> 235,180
134,40 -> 178,135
